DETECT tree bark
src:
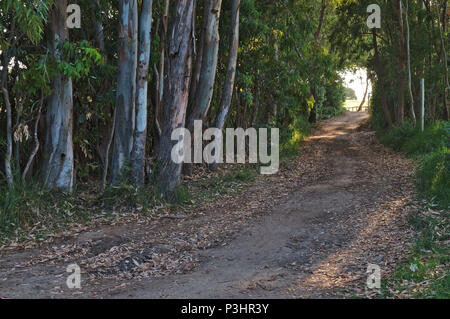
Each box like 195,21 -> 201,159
214,0 -> 240,131
396,0 -> 407,125
22,91 -> 43,181
358,70 -> 370,112
111,0 -> 138,184
372,29 -> 394,127
42,0 -> 75,192
131,0 -> 154,186
436,0 -> 450,120
186,0 -> 222,129
405,0 -> 417,125
157,0 -> 194,200
2,87 -> 13,187
93,0 -> 105,54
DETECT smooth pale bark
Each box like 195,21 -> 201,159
372,29 -> 394,127
209,0 -> 240,171
2,87 -> 13,187
22,91 -> 43,181
215,0 -> 240,131
93,0 -> 105,54
111,0 -> 138,184
157,0 -> 194,200
358,70 -> 369,112
395,0 -> 406,125
42,0 -> 74,192
186,0 -> 222,129
131,0 -> 154,186
405,0 -> 416,125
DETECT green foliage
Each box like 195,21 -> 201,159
379,122 -> 418,151
0,180 -> 82,242
280,115 -> 311,158
416,148 -> 450,208
1,0 -> 53,44
403,122 -> 450,157
379,121 -> 450,208
344,87 -> 357,100
383,208 -> 449,299
58,40 -> 104,80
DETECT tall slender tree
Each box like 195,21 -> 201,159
186,0 -> 223,128
157,0 -> 195,199
111,0 -> 138,184
131,0 -> 154,186
42,0 -> 75,192
214,0 -> 241,132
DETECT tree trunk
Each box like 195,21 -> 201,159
93,0 -> 105,54
157,0 -> 194,200
111,0 -> 138,184
186,0 -> 222,129
42,0 -> 75,192
156,0 -> 170,138
436,0 -> 450,120
214,0 -> 240,131
358,70 -> 369,112
396,0 -> 407,125
22,91 -> 44,181
131,0 -> 154,186
405,0 -> 416,125
372,29 -> 394,127
188,1 -> 209,115
2,87 -> 13,187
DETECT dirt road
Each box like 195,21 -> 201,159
0,112 -> 417,298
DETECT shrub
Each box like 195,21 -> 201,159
402,122 -> 450,157
416,147 -> 450,208
379,121 -> 417,151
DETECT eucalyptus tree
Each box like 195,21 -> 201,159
111,0 -> 138,185
42,0 -> 75,192
157,0 -> 195,199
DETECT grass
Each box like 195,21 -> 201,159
377,120 -> 449,299
0,180 -> 95,243
379,121 -> 450,207
0,164 -> 261,245
381,204 -> 449,299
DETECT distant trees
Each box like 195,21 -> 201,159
345,88 -> 357,100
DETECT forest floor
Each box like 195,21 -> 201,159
0,112 -> 420,298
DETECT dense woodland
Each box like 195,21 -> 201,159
0,0 -> 448,211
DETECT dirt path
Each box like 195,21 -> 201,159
0,112 -> 417,298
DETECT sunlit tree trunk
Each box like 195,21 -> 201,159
42,0 -> 75,192
358,70 -> 369,112
157,0 -> 194,200
131,0 -> 154,186
111,0 -> 138,184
